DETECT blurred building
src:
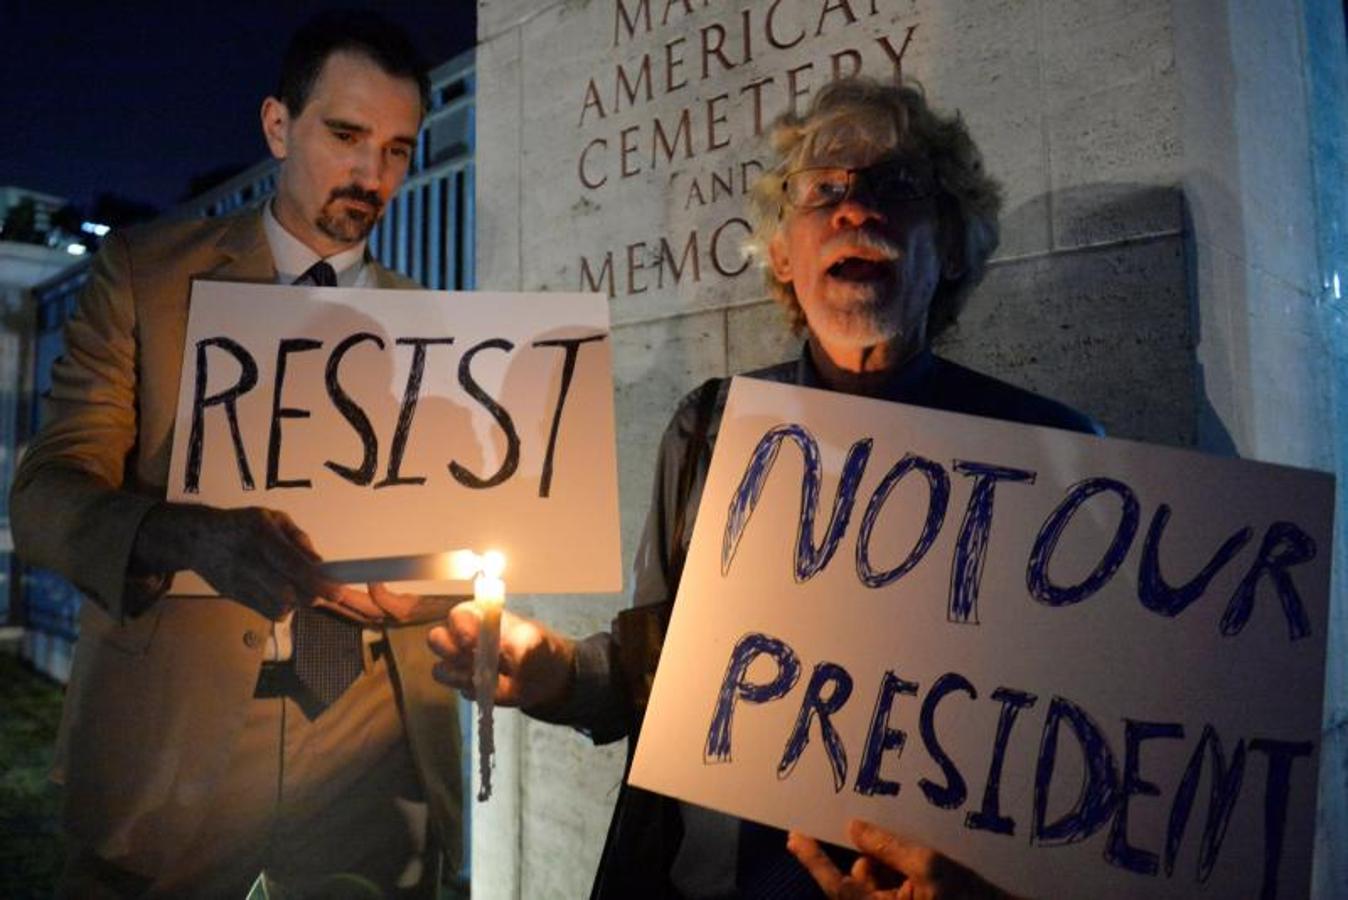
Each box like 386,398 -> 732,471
0,234 -> 77,638
0,186 -> 65,240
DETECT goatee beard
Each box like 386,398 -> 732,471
317,184 -> 384,243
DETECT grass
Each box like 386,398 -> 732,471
0,650 -> 471,898
0,651 -> 65,898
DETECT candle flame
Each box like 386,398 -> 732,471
481,550 -> 506,579
443,549 -> 482,581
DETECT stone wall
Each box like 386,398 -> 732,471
472,0 -> 1346,896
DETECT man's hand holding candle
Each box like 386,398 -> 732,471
427,606 -> 576,710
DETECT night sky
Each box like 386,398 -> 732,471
1,2 -> 476,214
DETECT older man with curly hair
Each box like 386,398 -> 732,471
430,77 -> 1098,899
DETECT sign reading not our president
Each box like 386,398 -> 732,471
630,377 -> 1333,900
167,281 -> 620,594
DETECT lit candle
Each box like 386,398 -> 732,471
473,550 -> 507,801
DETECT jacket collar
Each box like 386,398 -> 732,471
207,205 -> 407,288
209,209 -> 277,283
369,258 -> 404,288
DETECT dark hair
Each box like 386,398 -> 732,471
277,9 -> 431,116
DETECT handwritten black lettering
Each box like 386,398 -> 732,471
266,337 -> 323,490
185,336 -> 259,493
374,337 -> 455,489
449,338 -> 520,489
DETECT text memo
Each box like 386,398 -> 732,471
167,282 -> 621,594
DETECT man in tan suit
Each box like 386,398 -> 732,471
11,11 -> 461,897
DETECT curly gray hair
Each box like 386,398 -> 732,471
746,78 -> 1003,338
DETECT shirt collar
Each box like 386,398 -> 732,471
798,343 -> 936,402
263,200 -> 369,287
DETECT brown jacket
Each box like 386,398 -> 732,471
10,210 -> 462,876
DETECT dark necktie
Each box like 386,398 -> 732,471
290,258 -> 363,714
299,260 -> 338,287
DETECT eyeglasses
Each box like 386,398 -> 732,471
781,160 -> 937,210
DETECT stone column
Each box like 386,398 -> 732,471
473,0 -> 1346,895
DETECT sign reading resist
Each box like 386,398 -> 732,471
630,378 -> 1333,900
167,281 -> 620,594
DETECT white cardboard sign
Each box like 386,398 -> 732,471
630,377 -> 1334,899
167,281 -> 621,594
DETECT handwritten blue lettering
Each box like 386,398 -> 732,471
1139,504 -> 1253,618
918,672 -> 976,809
705,632 -> 801,764
1028,478 -> 1140,607
1220,523 -> 1316,640
855,670 -> 918,797
779,662 -> 853,791
966,687 -> 1038,836
722,424 -> 872,582
949,462 -> 1036,623
1249,738 -> 1313,900
1033,695 -> 1120,845
1165,724 -> 1246,881
1106,719 -> 1184,875
856,454 -> 949,589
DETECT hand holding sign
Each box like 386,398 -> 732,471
133,501 -> 361,621
788,820 -> 1019,900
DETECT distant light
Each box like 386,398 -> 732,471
66,243 -> 88,256
1335,272 -> 1341,301
80,221 -> 110,237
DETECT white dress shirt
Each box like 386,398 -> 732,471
261,200 -> 374,660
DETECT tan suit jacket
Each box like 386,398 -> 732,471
10,210 -> 462,878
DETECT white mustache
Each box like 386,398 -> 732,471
821,230 -> 901,262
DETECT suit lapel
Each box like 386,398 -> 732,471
204,209 -> 410,288
208,209 -> 276,282
369,256 -> 410,289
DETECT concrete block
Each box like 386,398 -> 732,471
1172,1 -> 1257,276
1190,240 -> 1251,456
1225,3 -> 1318,294
474,28 -> 525,290
499,0 -> 1065,325
936,234 -> 1195,446
1047,78 -> 1184,248
1245,271 -> 1335,471
520,719 -> 626,900
1055,183 -> 1185,251
483,311 -> 729,900
507,591 -> 627,900
470,707 -> 522,900
995,168 -> 1053,261
915,0 -> 1049,258
514,0 -> 774,324
611,311 -> 728,564
478,0 -> 553,42
726,299 -> 799,373
1041,0 -> 1175,104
